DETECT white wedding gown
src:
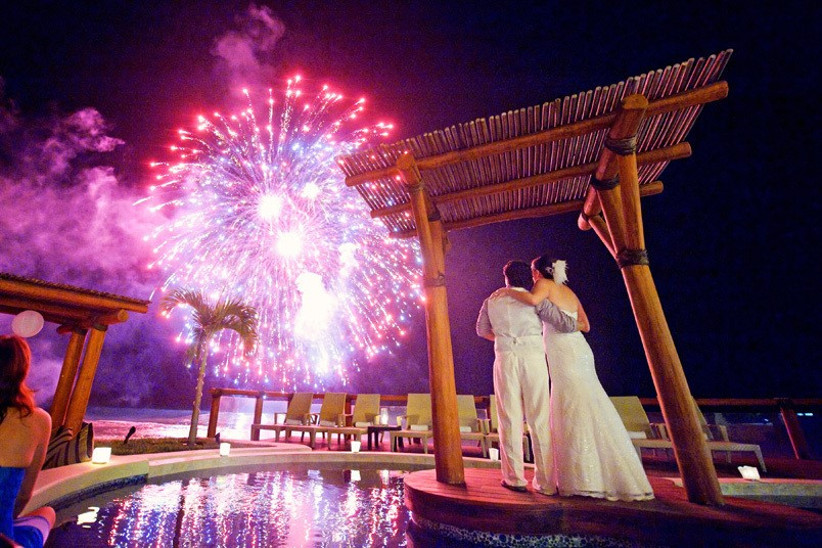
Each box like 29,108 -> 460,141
543,309 -> 654,501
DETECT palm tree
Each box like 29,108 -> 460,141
160,288 -> 258,446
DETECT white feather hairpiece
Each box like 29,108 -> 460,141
552,260 -> 568,286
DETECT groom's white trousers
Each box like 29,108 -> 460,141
493,334 -> 555,492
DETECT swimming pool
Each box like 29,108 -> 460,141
38,452 -> 663,547
46,463 -> 420,547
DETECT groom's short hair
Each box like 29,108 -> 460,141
503,260 -> 533,290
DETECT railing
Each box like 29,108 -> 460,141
208,388 -> 820,459
206,388 -> 421,437
640,397 -> 822,460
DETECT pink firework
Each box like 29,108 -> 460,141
140,77 -> 422,390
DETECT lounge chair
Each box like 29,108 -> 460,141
286,392 -> 348,449
250,392 -> 314,441
319,393 -> 381,449
609,396 -> 666,440
483,394 -> 532,462
457,395 -> 487,457
390,393 -> 433,453
610,396 -> 767,472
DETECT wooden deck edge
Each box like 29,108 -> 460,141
404,469 -> 822,547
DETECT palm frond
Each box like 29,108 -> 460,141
160,287 -> 207,315
160,287 -> 259,356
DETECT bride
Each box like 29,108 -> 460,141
500,253 -> 653,501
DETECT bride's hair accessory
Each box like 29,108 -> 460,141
551,260 -> 568,286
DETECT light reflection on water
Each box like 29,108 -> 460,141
47,466 -> 413,547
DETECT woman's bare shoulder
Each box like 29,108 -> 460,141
15,407 -> 51,432
33,408 -> 51,430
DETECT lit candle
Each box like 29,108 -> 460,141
219,442 -> 231,456
91,447 -> 112,464
738,465 -> 760,480
350,440 -> 361,453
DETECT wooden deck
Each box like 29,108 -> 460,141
404,468 -> 822,547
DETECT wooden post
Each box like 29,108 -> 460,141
64,325 -> 107,433
397,152 -> 465,485
49,327 -> 87,429
777,398 -> 813,459
254,392 -> 265,424
591,94 -> 723,505
207,389 -> 222,438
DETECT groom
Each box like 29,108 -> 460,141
476,260 -> 579,494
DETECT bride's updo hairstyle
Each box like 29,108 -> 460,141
532,253 -> 568,286
532,254 -> 555,280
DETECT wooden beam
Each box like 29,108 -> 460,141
0,278 -> 149,314
207,391 -> 224,439
587,214 -> 616,258
593,94 -> 723,505
345,82 -> 727,187
64,326 -> 107,433
49,328 -> 87,429
390,182 -> 663,239
55,310 -> 130,334
0,298 -> 90,325
590,94 -> 648,255
397,152 -> 465,486
372,143 -> 689,220
777,399 -> 813,460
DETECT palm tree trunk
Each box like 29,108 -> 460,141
187,340 -> 208,446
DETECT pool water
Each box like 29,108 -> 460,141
45,465 -> 416,547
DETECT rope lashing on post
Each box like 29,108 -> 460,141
616,248 -> 649,268
604,134 -> 638,155
589,174 -> 619,190
424,273 -> 447,287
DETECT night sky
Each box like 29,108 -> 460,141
0,1 -> 819,409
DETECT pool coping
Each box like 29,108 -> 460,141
25,443 -> 502,514
26,443 -> 822,515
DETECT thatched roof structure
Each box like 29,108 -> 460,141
0,272 -> 149,329
338,49 -> 732,237
0,272 -> 150,436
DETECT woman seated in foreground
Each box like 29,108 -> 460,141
0,335 -> 56,548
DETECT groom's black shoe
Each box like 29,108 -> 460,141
500,480 -> 527,493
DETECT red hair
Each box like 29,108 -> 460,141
0,335 -> 36,424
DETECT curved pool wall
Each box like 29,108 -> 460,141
29,448 -> 822,547
34,447 -> 609,547
28,444 -> 502,514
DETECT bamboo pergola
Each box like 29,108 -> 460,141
0,273 -> 150,434
337,50 -> 733,505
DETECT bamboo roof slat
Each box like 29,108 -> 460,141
337,50 -> 732,236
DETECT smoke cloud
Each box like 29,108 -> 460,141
211,3 -> 286,99
0,79 -> 190,407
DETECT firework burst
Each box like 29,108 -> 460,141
140,77 -> 422,390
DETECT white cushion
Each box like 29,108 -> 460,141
627,431 -> 647,439
284,419 -> 303,425
354,421 -> 371,428
319,420 -> 336,427
409,424 -> 429,432
459,426 -> 472,433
